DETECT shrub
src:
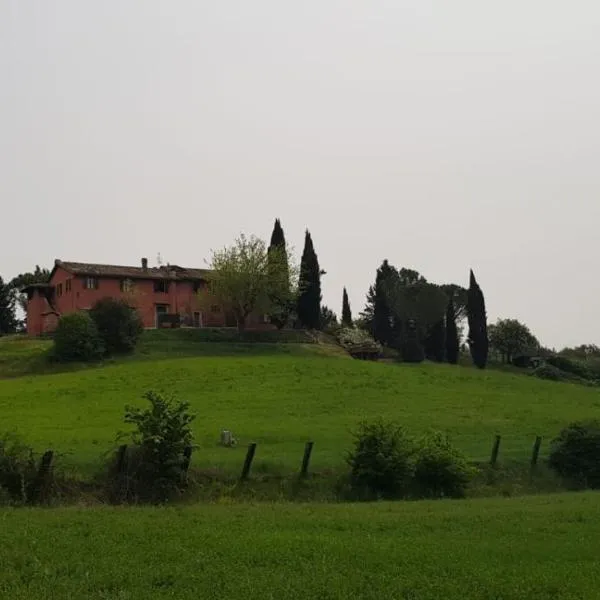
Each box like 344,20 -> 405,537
90,298 -> 143,355
53,312 -> 104,362
547,355 -> 592,380
0,433 -> 37,504
414,432 -> 476,498
549,420 -> 600,488
336,327 -> 381,359
119,391 -> 195,502
346,420 -> 415,499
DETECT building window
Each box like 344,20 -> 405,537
65,279 -> 71,293
193,280 -> 207,293
56,283 -> 63,297
120,279 -> 134,292
153,280 -> 169,293
84,277 -> 99,290
193,311 -> 202,327
210,304 -> 221,313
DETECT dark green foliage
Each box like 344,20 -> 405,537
0,433 -> 37,504
0,276 -> 17,335
531,364 -> 590,385
53,312 -> 104,362
488,318 -> 540,364
346,420 -> 415,499
414,432 -> 475,498
90,298 -> 143,355
369,260 -> 398,346
341,287 -> 352,327
9,266 -> 50,313
424,319 -> 445,362
297,230 -> 322,329
546,355 -> 593,381
401,320 -> 425,363
467,270 -> 488,369
267,219 -> 292,329
549,421 -> 600,488
445,297 -> 459,364
121,390 -> 195,502
319,305 -> 338,331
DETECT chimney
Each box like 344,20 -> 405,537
141,257 -> 148,271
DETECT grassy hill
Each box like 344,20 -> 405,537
1,331 -> 598,475
2,492 -> 599,599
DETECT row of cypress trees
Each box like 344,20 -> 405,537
268,218 -> 489,368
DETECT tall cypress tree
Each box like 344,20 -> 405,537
424,319 -> 445,362
297,230 -> 322,329
341,287 -> 352,327
267,218 -> 291,329
372,260 -> 397,346
467,269 -> 488,369
0,275 -> 17,335
445,296 -> 459,365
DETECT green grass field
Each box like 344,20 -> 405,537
1,332 -> 599,475
1,492 -> 600,599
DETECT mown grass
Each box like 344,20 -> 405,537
1,346 -> 599,475
1,492 -> 600,599
0,329 -> 347,378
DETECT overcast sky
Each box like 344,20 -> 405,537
2,1 -> 599,348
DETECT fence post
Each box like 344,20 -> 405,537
300,441 -> 314,478
490,435 -> 501,467
31,450 -> 54,504
181,445 -> 193,485
530,436 -> 542,468
113,444 -> 129,503
240,443 -> 257,481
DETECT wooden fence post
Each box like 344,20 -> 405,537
181,446 -> 193,484
240,443 -> 257,481
31,450 -> 54,504
300,441 -> 314,478
490,435 -> 501,467
530,436 -> 542,468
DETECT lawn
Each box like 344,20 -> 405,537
1,492 -> 599,599
1,345 -> 599,475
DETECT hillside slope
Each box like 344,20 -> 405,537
1,349 -> 598,474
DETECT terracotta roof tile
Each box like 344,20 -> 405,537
56,261 -> 210,280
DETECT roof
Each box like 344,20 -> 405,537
52,260 -> 211,281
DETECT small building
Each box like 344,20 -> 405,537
24,258 -> 268,336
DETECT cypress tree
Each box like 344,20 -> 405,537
297,230 -> 322,329
424,319 -> 445,362
267,218 -> 291,329
467,269 -> 488,369
372,260 -> 396,346
341,287 -> 352,327
0,275 -> 17,335
445,296 -> 459,365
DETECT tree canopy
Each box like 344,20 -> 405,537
488,318 -> 539,364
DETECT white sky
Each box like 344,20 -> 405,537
1,1 -> 599,348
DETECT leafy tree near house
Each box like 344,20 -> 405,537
488,318 -> 539,364
0,275 -> 18,335
320,305 -> 338,330
267,218 -> 293,329
207,234 -> 290,331
445,296 -> 460,364
467,269 -> 488,369
297,230 -> 322,329
341,287 -> 353,327
9,266 -> 50,314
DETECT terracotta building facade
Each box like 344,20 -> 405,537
24,258 -> 263,336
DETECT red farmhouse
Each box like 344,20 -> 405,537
24,258 -> 260,336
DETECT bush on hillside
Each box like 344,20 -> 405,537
531,364 -> 593,386
346,420 -> 415,499
117,391 -> 195,502
336,327 -> 381,359
413,432 -> 476,498
90,298 -> 143,355
53,312 -> 104,362
0,433 -> 37,504
549,420 -> 600,488
546,355 -> 592,380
